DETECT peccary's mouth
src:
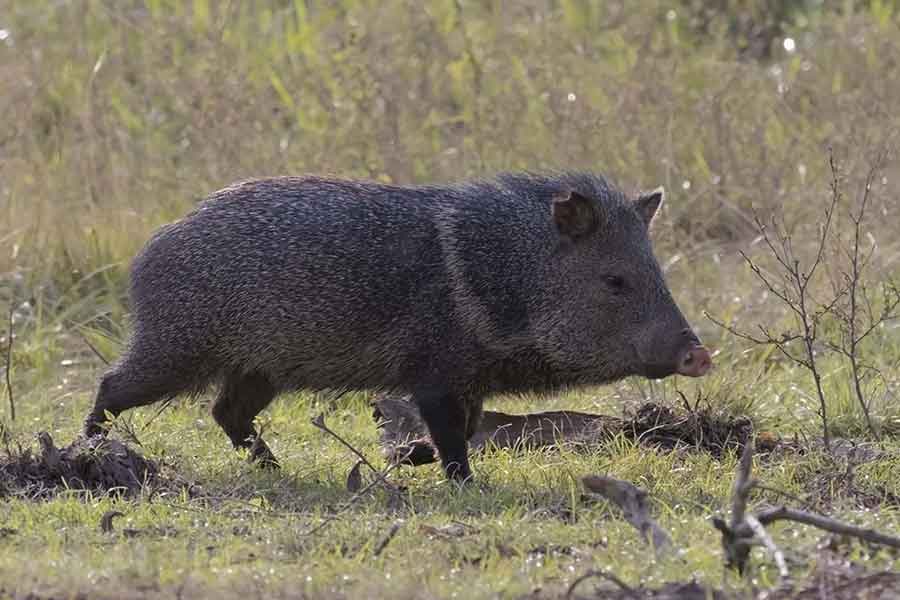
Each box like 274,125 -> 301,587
640,362 -> 680,380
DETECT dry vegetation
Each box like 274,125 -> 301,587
1,1 -> 900,598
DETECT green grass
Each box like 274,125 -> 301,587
1,387 -> 899,599
2,1 -> 900,598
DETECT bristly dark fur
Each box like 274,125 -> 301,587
84,171 -> 701,480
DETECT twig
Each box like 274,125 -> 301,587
373,521 -> 403,557
311,413 -> 380,476
745,514 -> 788,579
140,396 -> 176,433
566,569 -> 637,599
74,327 -> 111,366
582,474 -> 672,554
304,414 -> 414,537
4,300 -> 14,421
301,456 -> 408,538
100,510 -> 125,533
732,440 -> 755,525
713,439 -> 756,572
751,484 -> 813,510
714,438 -> 900,578
756,506 -> 900,549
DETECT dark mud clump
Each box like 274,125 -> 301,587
627,402 -> 754,457
0,432 -> 158,498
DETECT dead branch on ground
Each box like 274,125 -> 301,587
566,568 -> 638,599
713,439 -> 900,578
582,475 -> 672,555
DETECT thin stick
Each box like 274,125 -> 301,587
4,301 -> 14,421
757,506 -> 900,549
715,439 -> 900,578
140,396 -> 175,433
311,413 -> 380,476
731,440 -> 755,526
565,569 -> 637,599
74,328 -> 111,366
745,514 -> 788,579
373,521 -> 403,557
302,456 -> 408,537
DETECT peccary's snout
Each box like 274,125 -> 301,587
675,329 -> 712,377
677,344 -> 712,377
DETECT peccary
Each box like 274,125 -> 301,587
83,172 -> 712,481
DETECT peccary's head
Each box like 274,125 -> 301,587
529,178 -> 711,383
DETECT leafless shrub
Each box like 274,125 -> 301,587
822,149 -> 900,436
708,149 -> 899,448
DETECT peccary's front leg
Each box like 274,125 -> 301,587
414,388 -> 472,483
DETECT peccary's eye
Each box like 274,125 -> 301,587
603,275 -> 626,291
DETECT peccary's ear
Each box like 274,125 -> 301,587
552,191 -> 600,239
635,187 -> 664,227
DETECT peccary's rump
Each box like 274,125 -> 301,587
85,172 -> 711,481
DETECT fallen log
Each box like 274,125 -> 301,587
373,395 -> 754,465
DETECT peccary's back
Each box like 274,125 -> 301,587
130,177 -> 463,391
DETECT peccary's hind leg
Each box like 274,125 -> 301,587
414,388 -> 472,483
84,353 -> 195,437
212,372 -> 278,467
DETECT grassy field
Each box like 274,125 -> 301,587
2,1 -> 900,598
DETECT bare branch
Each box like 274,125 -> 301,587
73,327 -> 111,366
4,300 -> 14,422
303,413 -> 413,538
373,521 -> 403,557
731,440 -> 755,527
757,506 -> 900,549
714,440 -> 900,579
566,569 -> 637,599
311,413 -> 381,480
745,514 -> 788,580
582,475 -> 672,554
739,250 -> 799,313
704,311 -> 769,346
302,449 -> 411,538
705,312 -> 808,368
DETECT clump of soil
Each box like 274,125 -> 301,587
373,395 -> 755,466
0,432 -> 159,498
628,402 -> 754,456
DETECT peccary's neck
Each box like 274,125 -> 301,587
435,181 -> 546,356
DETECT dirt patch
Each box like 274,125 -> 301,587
0,432 -> 162,498
373,396 -> 755,466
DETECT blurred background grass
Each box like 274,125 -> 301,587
1,0 -> 899,435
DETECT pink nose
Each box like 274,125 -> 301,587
677,345 -> 712,377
